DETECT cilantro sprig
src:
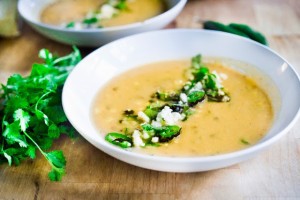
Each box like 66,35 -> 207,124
0,47 -> 81,181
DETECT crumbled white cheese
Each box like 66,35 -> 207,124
151,120 -> 162,128
180,93 -> 188,103
218,90 -> 225,95
142,131 -> 150,139
132,130 -> 145,147
194,82 -> 203,90
156,106 -> 184,125
151,137 -> 159,143
138,111 -> 150,122
212,71 -> 224,89
222,96 -> 230,102
74,22 -> 83,30
98,4 -> 118,19
189,82 -> 203,93
219,73 -> 228,80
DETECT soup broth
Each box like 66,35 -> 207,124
93,59 -> 274,156
41,0 -> 166,27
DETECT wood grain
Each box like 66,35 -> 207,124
0,0 -> 299,199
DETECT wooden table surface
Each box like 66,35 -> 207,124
1,0 -> 299,199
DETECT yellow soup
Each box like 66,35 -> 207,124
41,0 -> 166,27
93,59 -> 274,156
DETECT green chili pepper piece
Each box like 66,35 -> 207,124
188,90 -> 205,104
105,132 -> 132,148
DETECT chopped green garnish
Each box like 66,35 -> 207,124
66,21 -> 75,28
0,47 -> 81,181
105,133 -> 132,148
122,109 -> 139,121
64,0 -> 128,29
155,91 -> 179,102
193,67 -> 209,81
187,90 -> 205,105
143,105 -> 161,120
105,54 -> 231,148
192,54 -> 202,69
205,74 -> 218,90
115,0 -> 128,10
241,139 -> 250,145
141,124 -> 181,142
83,17 -> 98,25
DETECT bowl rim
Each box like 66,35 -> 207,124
18,0 -> 187,33
62,29 -> 300,164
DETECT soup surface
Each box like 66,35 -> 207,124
41,0 -> 165,27
93,59 -> 274,156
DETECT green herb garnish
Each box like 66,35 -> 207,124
105,54 -> 231,148
66,21 -> 75,28
0,47 -> 81,181
83,17 -> 98,25
241,139 -> 250,145
115,0 -> 128,10
141,124 -> 181,142
105,133 -> 132,148
65,0 -> 128,29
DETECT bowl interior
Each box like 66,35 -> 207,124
19,0 -> 182,26
62,29 -> 300,166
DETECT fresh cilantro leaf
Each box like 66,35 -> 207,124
46,150 -> 66,168
26,145 -> 36,159
44,106 -> 67,124
4,96 -> 28,114
35,109 -> 50,126
48,124 -> 60,139
48,167 -> 65,181
13,109 -> 30,132
2,121 -> 28,147
39,49 -> 54,66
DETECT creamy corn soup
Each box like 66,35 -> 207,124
41,0 -> 166,28
93,59 -> 274,156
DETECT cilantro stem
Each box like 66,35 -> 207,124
35,90 -> 55,112
54,72 -> 69,86
22,131 -> 46,157
22,131 -> 63,175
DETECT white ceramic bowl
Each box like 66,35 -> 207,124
62,29 -> 300,172
18,0 -> 186,47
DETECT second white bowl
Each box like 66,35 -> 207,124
18,0 -> 187,47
